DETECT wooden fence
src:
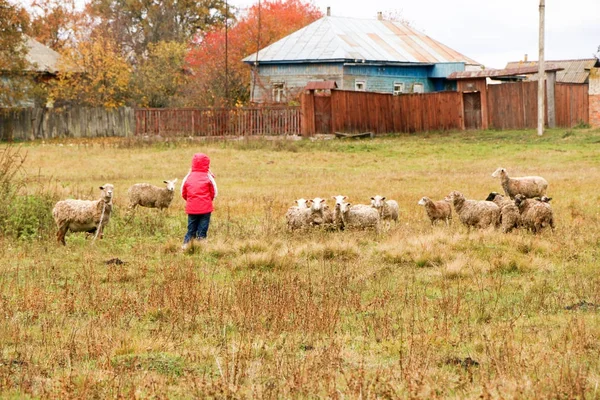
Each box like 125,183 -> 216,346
487,82 -> 588,130
135,106 -> 301,136
302,90 -> 464,135
0,107 -> 134,141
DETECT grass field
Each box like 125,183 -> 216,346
1,127 -> 600,398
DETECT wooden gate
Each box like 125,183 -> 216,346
314,95 -> 332,133
463,92 -> 482,129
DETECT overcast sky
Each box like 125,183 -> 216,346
230,0 -> 600,69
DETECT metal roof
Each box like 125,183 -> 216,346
24,36 -> 61,73
448,65 -> 564,80
505,59 -> 599,84
243,16 -> 480,66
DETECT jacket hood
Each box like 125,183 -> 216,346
191,153 -> 210,172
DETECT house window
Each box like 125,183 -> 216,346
355,80 -> 366,92
393,82 -> 404,95
413,83 -> 424,93
272,82 -> 285,103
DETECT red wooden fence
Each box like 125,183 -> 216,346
135,106 -> 301,136
302,90 -> 464,135
487,82 -> 588,130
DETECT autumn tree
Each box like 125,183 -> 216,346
0,0 -> 32,107
87,0 -> 229,63
185,0 -> 322,107
131,41 -> 189,108
28,0 -> 83,51
47,30 -> 132,108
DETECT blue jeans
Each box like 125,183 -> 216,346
183,213 -> 211,244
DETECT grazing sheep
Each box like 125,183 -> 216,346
370,195 -> 399,227
128,179 -> 177,212
52,184 -> 114,245
491,167 -> 548,199
285,198 -> 312,231
514,194 -> 555,233
485,192 -> 520,233
417,196 -> 452,226
336,202 -> 380,231
445,191 -> 500,229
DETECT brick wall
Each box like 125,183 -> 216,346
589,68 -> 600,127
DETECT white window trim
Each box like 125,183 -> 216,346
272,82 -> 285,103
355,80 -> 366,92
413,82 -> 424,94
393,82 -> 404,96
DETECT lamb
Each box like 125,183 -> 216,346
127,179 -> 177,211
285,198 -> 312,231
485,192 -> 520,233
514,194 -> 555,233
370,195 -> 399,227
491,168 -> 548,199
52,184 -> 114,245
417,196 -> 452,226
445,190 -> 500,229
335,201 -> 380,231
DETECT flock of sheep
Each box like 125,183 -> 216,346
49,167 -> 554,245
286,167 -> 555,234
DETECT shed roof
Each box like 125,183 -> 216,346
505,59 -> 599,84
448,65 -> 564,80
305,80 -> 338,90
23,36 -> 62,74
243,15 -> 479,66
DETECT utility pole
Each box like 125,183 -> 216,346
537,0 -> 545,136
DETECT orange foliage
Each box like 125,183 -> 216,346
185,0 -> 322,107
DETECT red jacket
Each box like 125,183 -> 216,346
181,153 -> 216,214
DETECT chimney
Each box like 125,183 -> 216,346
377,11 -> 383,20
524,54 -> 528,62
327,6 -> 331,16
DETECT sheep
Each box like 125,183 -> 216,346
309,197 -> 334,227
370,195 -> 399,228
417,196 -> 452,226
52,184 -> 114,245
285,198 -> 312,231
491,167 -> 548,199
335,201 -> 380,231
445,190 -> 500,230
514,194 -> 555,233
127,179 -> 177,212
485,192 -> 520,233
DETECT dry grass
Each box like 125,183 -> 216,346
1,129 -> 600,398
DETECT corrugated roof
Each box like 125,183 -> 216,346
448,65 -> 564,80
24,36 -> 62,73
243,16 -> 479,66
505,59 -> 599,84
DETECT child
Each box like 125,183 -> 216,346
181,153 -> 218,249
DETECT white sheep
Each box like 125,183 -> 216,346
127,179 -> 177,212
485,192 -> 520,233
445,190 -> 500,230
417,196 -> 452,226
370,195 -> 399,228
514,194 -> 555,233
309,197 -> 334,227
491,168 -> 548,199
335,202 -> 380,231
52,184 -> 114,245
285,198 -> 312,231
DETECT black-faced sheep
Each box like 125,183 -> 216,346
52,184 -> 114,245
127,179 -> 177,212
370,195 -> 399,227
491,167 -> 548,199
417,196 -> 452,226
445,191 -> 500,229
514,194 -> 555,233
485,192 -> 520,233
